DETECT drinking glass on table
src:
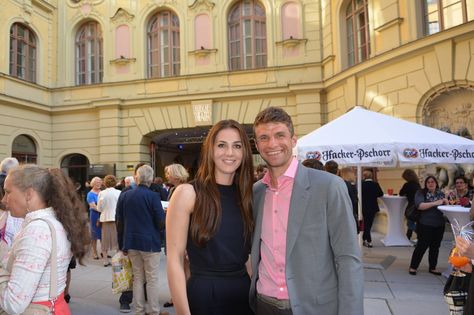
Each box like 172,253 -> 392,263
451,219 -> 474,277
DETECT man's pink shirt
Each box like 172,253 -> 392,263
257,157 -> 298,300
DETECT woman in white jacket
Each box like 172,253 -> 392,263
97,175 -> 121,267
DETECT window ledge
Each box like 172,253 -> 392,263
188,48 -> 217,57
374,17 -> 404,32
276,38 -> 307,48
110,57 -> 136,65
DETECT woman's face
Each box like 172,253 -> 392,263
455,179 -> 467,193
2,175 -> 27,218
93,178 -> 102,190
213,128 -> 243,184
426,178 -> 437,192
165,171 -> 179,186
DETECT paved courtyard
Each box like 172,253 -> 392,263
68,231 -> 453,315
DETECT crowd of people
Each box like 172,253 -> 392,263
0,106 -> 473,314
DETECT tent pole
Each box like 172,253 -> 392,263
357,165 -> 363,246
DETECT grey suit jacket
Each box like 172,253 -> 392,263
249,164 -> 364,315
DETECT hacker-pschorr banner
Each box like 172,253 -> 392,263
299,145 -> 474,166
397,145 -> 474,165
300,145 -> 395,166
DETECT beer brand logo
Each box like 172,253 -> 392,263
403,148 -> 418,158
305,151 -> 322,160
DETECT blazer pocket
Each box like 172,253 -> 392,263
315,286 -> 337,304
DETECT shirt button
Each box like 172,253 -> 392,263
279,287 -> 284,292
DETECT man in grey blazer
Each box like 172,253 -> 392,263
250,107 -> 364,315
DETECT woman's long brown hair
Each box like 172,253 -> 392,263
190,120 -> 254,247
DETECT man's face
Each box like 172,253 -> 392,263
254,122 -> 296,176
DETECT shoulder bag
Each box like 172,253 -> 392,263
0,218 -> 59,315
405,203 -> 421,222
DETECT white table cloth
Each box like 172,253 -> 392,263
379,195 -> 412,246
438,205 -> 472,278
438,205 -> 471,229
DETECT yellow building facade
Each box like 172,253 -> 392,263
0,0 -> 473,184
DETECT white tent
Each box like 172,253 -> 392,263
295,106 -> 474,245
296,106 -> 474,166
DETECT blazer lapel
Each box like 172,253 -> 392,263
251,183 -> 266,267
286,165 -> 311,258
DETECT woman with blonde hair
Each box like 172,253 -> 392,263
0,165 -> 90,314
164,164 -> 189,201
87,176 -> 102,259
167,120 -> 254,315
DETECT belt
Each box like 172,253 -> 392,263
257,293 -> 291,310
190,265 -> 247,278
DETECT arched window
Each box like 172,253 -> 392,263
346,0 -> 370,67
76,21 -> 103,85
12,135 -> 37,164
228,0 -> 267,70
147,11 -> 180,78
9,23 -> 37,83
423,0 -> 473,35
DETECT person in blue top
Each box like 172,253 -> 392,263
87,176 -> 102,259
116,165 -> 166,315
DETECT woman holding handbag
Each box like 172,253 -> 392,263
0,165 -> 90,314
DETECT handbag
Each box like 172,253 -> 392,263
405,203 -> 421,222
443,271 -> 471,313
111,251 -> 133,294
0,218 -> 59,315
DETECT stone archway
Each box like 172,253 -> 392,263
421,86 -> 474,189
422,86 -> 474,139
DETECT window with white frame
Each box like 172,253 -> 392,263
147,11 -> 180,78
423,0 -> 473,35
75,21 -> 103,85
228,0 -> 267,71
9,23 -> 37,83
346,0 -> 370,67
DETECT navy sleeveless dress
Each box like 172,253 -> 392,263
186,184 -> 253,315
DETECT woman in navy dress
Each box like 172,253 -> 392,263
166,120 -> 254,315
87,176 -> 102,259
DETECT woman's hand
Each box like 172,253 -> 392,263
456,236 -> 474,259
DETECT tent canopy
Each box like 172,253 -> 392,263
296,106 -> 474,167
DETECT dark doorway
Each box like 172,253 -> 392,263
12,134 -> 37,164
61,154 -> 89,192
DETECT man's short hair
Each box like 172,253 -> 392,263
0,157 -> 19,174
324,160 -> 339,175
253,106 -> 294,136
124,176 -> 135,186
302,158 -> 324,170
136,165 -> 154,186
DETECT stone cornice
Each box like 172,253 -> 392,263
188,0 -> 215,11
110,8 -> 135,24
